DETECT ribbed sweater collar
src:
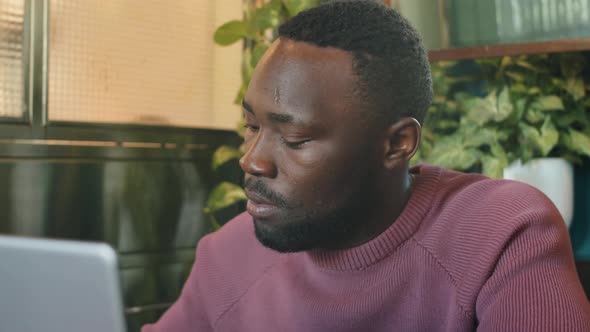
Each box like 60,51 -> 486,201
305,165 -> 441,271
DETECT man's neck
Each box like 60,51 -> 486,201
325,170 -> 415,250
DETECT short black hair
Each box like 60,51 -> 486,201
278,0 -> 432,125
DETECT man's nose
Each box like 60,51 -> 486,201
239,133 -> 278,178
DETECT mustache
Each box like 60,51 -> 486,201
243,178 -> 289,208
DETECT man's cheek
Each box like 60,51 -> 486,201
287,144 -> 332,168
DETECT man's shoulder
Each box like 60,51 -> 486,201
441,168 -> 557,220
192,213 -> 282,322
429,166 -> 558,222
416,165 -> 558,228
197,212 -> 280,270
196,212 -> 282,285
202,211 -> 256,248
416,167 -> 566,295
421,167 -> 562,241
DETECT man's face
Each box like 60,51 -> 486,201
241,39 -> 382,252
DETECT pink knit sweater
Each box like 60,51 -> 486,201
143,165 -> 590,331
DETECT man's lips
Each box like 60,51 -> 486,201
244,189 -> 274,205
245,189 -> 280,218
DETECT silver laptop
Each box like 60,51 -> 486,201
0,235 -> 126,332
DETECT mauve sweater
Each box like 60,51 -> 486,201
142,165 -> 590,331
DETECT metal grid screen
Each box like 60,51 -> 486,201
0,0 -> 25,119
48,1 -> 226,128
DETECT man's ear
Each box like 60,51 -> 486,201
383,117 -> 421,169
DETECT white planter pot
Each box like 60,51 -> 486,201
503,158 -> 574,228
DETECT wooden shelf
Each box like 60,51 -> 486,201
428,38 -> 590,62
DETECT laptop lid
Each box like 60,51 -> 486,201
0,235 -> 126,332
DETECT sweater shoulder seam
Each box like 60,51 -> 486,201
411,236 -> 474,317
213,259 -> 280,328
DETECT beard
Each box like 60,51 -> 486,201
253,205 -> 365,253
247,174 -> 377,253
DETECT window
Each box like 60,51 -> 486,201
47,0 -> 242,129
0,0 -> 25,119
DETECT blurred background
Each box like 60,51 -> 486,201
1,1 -> 590,330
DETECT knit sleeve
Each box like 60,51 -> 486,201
475,209 -> 590,331
140,238 -> 213,332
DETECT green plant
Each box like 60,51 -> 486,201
204,0 -> 320,230
418,53 -> 590,178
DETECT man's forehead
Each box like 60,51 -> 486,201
243,39 -> 363,124
266,38 -> 354,67
250,40 -> 356,99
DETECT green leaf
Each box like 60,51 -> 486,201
250,43 -> 270,68
420,136 -> 434,157
554,107 -> 587,127
500,56 -> 512,68
204,211 -> 222,231
565,77 -> 586,101
466,95 -> 496,126
241,48 -> 254,85
552,78 -> 566,89
481,142 -> 509,178
434,60 -> 458,69
514,97 -> 527,120
426,135 -> 480,170
475,58 -> 501,67
427,147 -> 480,170
568,129 -> 590,157
205,182 -> 247,214
505,71 -> 525,82
463,127 -> 507,148
432,74 -> 451,96
281,0 -> 319,17
515,60 -> 539,72
437,119 -> 460,130
518,121 -> 558,157
467,88 -> 514,125
432,95 -> 447,104
269,0 -> 283,11
519,123 -> 542,155
453,92 -> 473,104
525,107 -> 545,123
214,20 -> 247,46
519,146 -> 534,164
481,155 -> 506,178
212,146 -> 243,170
539,117 -> 559,156
444,100 -> 459,113
496,87 -> 514,120
490,142 -> 509,163
510,83 -> 528,94
528,87 -> 542,95
248,3 -> 281,34
234,83 -> 247,104
533,95 -> 564,111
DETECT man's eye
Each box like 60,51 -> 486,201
244,124 -> 259,132
282,138 -> 311,149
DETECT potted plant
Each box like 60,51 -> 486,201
419,53 -> 590,226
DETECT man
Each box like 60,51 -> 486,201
143,1 -> 590,331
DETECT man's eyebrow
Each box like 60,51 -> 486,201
267,112 -> 294,124
242,100 -> 254,114
243,99 -> 298,124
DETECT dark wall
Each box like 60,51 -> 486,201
0,133 -> 241,331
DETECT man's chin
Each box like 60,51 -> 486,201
253,217 -> 316,253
